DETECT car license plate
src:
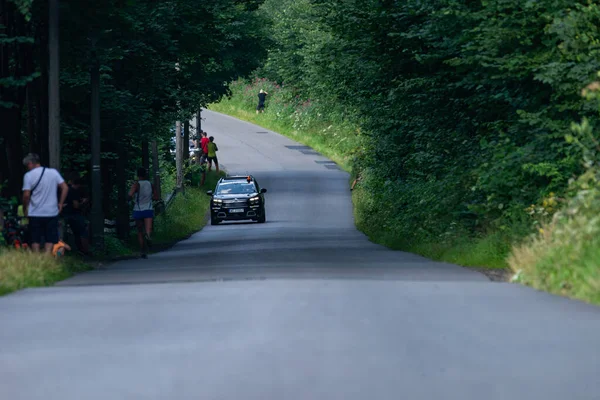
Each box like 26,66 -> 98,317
230,208 -> 244,213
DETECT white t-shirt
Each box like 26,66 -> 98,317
22,167 -> 65,217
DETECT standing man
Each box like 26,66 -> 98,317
207,136 -> 220,173
22,153 -> 68,253
256,89 -> 268,114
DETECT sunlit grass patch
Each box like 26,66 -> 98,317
0,250 -> 90,296
508,178 -> 600,305
152,172 -> 224,245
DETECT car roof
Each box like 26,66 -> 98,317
220,175 -> 255,182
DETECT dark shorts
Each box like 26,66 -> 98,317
208,156 -> 218,163
29,216 -> 59,244
257,103 -> 265,110
66,214 -> 88,239
133,210 -> 154,220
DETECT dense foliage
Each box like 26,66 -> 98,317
249,0 -> 600,246
509,84 -> 600,305
1,0 -> 266,216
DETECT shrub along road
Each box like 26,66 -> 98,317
1,110 -> 599,400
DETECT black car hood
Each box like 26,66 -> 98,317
213,193 -> 258,200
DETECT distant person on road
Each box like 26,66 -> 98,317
200,131 -> 209,163
207,136 -> 220,173
256,89 -> 268,114
128,167 -> 158,258
22,153 -> 69,253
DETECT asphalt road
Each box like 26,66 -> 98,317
1,110 -> 599,400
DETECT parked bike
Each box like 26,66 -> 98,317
2,214 -> 29,249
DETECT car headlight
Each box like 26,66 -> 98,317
213,199 -> 222,204
249,196 -> 260,202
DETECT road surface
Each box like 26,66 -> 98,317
1,110 -> 599,400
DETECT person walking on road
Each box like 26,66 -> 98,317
207,136 -> 220,173
256,89 -> 268,114
128,167 -> 158,258
21,153 -> 69,253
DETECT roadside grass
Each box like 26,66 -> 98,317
153,173 -> 223,245
352,183 -> 513,270
408,234 -> 512,269
0,250 -> 91,296
130,171 -> 225,250
508,172 -> 600,305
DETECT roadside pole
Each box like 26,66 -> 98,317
183,120 -> 190,164
175,121 -> 183,192
151,140 -> 162,212
90,44 -> 104,251
48,0 -> 60,169
142,140 -> 150,172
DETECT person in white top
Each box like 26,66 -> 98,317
128,167 -> 157,258
22,153 -> 69,253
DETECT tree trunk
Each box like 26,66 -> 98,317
152,140 -> 162,201
48,0 -> 60,169
142,140 -> 150,172
37,17 -> 50,165
90,54 -> 104,250
116,145 -> 129,241
183,120 -> 190,163
26,80 -> 36,153
175,121 -> 183,191
0,107 -> 25,199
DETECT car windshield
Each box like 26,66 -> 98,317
216,181 -> 257,195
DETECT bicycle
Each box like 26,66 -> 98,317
2,214 -> 30,250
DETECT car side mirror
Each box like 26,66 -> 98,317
206,190 -> 213,196
261,188 -> 267,193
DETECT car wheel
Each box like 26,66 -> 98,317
257,210 -> 266,223
211,216 -> 220,225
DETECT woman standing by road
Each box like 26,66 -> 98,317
128,167 -> 158,258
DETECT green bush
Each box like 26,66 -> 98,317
152,172 -> 224,245
509,90 -> 600,305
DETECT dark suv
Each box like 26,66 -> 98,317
207,175 -> 267,225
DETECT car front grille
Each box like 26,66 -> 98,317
223,201 -> 248,209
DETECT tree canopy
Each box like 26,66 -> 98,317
1,0 -> 266,211
253,0 -> 600,239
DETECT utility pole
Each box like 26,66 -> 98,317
152,140 -> 162,200
142,140 -> 150,172
90,43 -> 104,251
175,121 -> 183,191
48,0 -> 60,169
183,120 -> 190,163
